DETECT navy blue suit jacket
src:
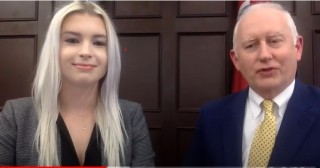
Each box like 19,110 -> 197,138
185,80 -> 320,167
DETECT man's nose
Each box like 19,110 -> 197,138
258,42 -> 272,61
79,41 -> 92,59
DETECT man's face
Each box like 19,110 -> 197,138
230,7 -> 303,98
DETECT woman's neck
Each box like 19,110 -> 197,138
59,82 -> 99,114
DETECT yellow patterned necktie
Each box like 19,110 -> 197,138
248,100 -> 276,167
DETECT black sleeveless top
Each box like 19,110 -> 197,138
57,115 -> 102,165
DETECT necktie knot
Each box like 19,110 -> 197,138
262,100 -> 274,118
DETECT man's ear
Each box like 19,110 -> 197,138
295,35 -> 303,61
230,50 -> 240,70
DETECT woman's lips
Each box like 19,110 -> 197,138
72,63 -> 96,70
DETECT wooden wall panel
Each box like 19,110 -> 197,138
178,1 -> 226,17
0,1 -> 38,21
114,1 -> 161,18
294,1 -> 314,85
313,30 -> 320,87
105,1 -> 234,165
0,36 -> 36,109
119,34 -> 161,112
312,1 -> 320,14
176,128 -> 194,164
0,1 -> 52,111
178,33 -> 227,112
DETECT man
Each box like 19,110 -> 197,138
185,2 -> 320,167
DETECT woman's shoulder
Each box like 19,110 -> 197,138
119,99 -> 142,112
1,97 -> 36,121
118,99 -> 144,122
3,97 -> 33,107
2,97 -> 34,112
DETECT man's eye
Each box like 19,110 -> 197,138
271,39 -> 280,43
245,44 -> 254,49
65,38 -> 79,44
269,39 -> 283,47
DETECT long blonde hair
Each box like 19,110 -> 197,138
32,1 -> 126,166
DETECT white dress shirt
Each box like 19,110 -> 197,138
242,80 -> 295,167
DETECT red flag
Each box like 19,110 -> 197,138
231,0 -> 269,93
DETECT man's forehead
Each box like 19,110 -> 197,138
238,8 -> 287,31
241,7 -> 284,22
236,10 -> 290,41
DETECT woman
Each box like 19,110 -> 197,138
0,1 -> 154,166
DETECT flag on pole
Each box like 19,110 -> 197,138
231,0 -> 269,93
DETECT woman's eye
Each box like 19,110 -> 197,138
65,38 -> 79,44
93,41 -> 106,46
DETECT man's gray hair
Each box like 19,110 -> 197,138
232,3 -> 299,53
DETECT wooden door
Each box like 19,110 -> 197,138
101,1 -> 236,165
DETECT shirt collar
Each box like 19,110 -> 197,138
248,79 -> 295,119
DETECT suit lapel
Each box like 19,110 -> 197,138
269,81 -> 316,166
223,90 -> 248,166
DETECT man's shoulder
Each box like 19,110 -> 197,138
200,90 -> 248,118
202,90 -> 247,109
295,81 -> 320,103
304,84 -> 320,97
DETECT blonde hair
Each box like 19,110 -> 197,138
32,1 -> 126,166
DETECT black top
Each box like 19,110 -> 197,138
57,115 -> 102,166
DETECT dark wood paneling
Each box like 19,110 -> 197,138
0,36 -> 37,108
294,1 -> 314,85
313,30 -> 320,87
53,1 -> 70,12
109,1 -> 234,166
176,18 -> 229,33
0,1 -> 52,110
275,1 -> 296,15
178,1 -> 227,17
177,33 -> 227,112
312,1 -> 320,14
0,1 -> 38,21
114,20 -> 161,33
119,34 -> 161,112
0,22 -> 37,36
114,1 -> 161,18
176,128 -> 194,164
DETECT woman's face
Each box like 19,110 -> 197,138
59,13 -> 108,87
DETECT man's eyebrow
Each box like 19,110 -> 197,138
242,38 -> 256,45
268,32 -> 285,38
